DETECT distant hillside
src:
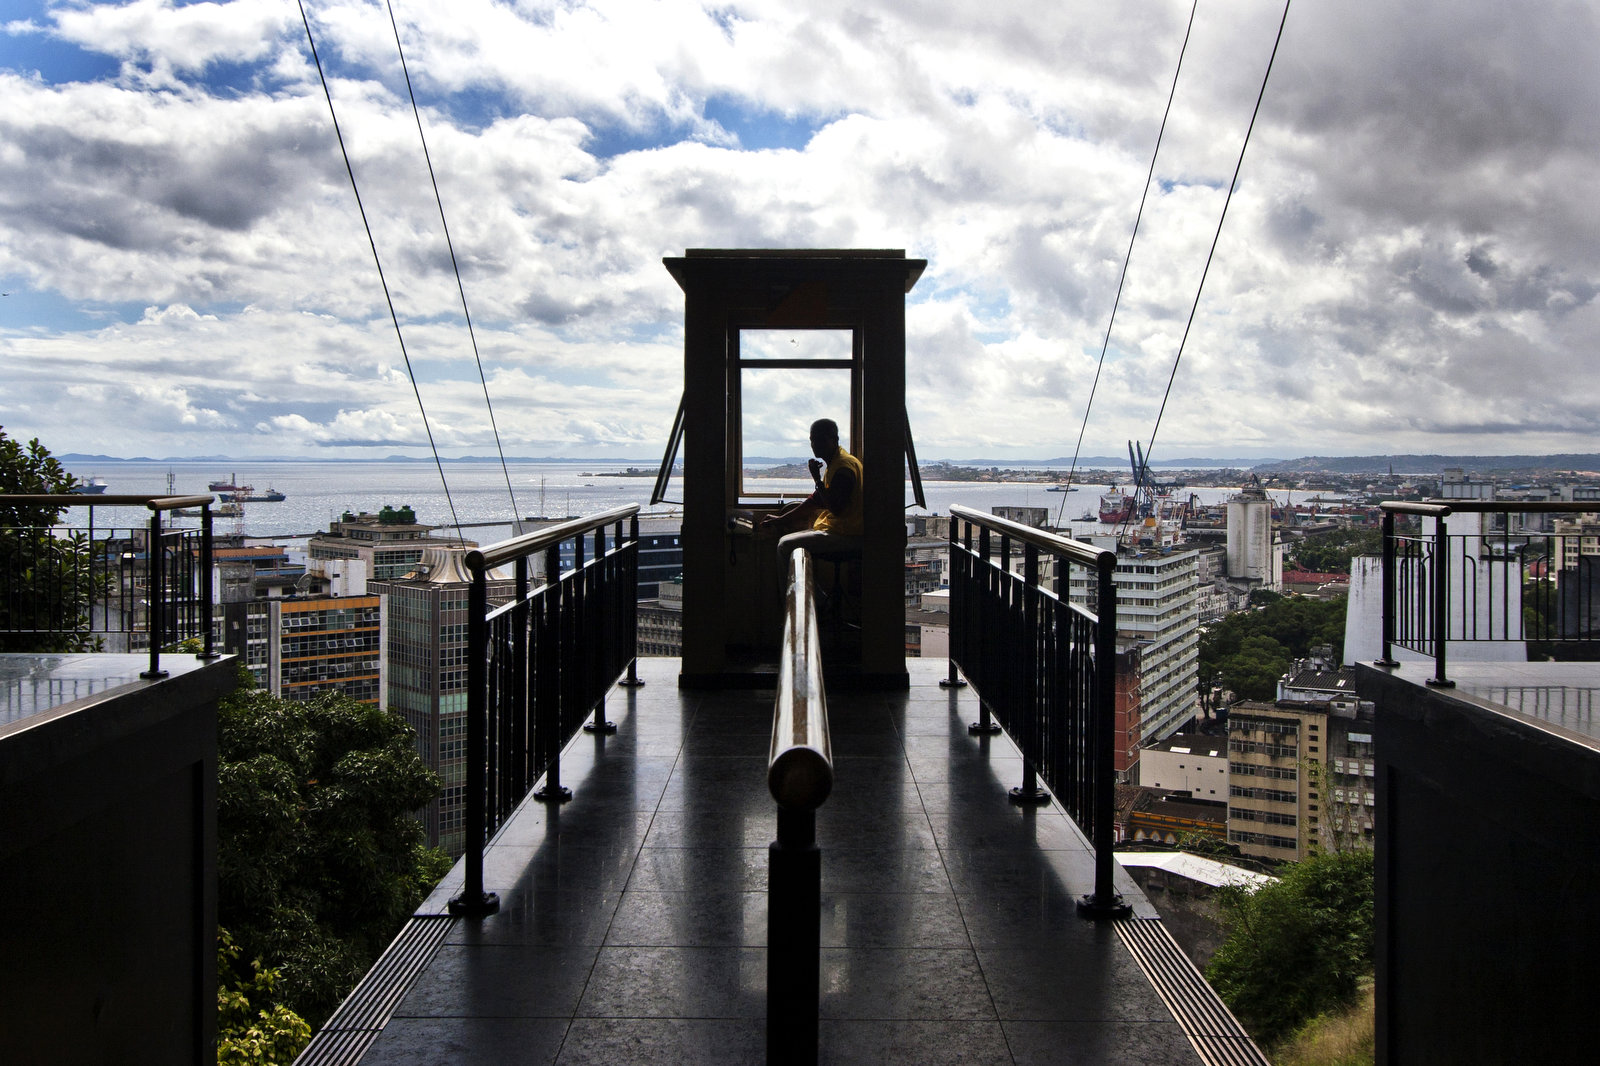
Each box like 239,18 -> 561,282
1249,454 -> 1600,475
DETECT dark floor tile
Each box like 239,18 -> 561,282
955,890 -> 1098,950
625,846 -> 768,892
360,1016 -> 569,1065
555,1018 -> 766,1065
576,946 -> 766,1018
644,806 -> 777,848
448,889 -> 622,947
393,944 -> 600,1019
817,804 -> 936,850
820,891 -> 972,948
1004,1020 -> 1204,1065
489,804 -> 656,849
819,948 -> 995,1020
929,809 -> 1088,852
607,889 -> 767,947
679,730 -> 773,756
817,1019 -> 1014,1065
940,845 -> 1096,897
822,846 -> 953,894
829,730 -> 909,756
976,941 -> 1173,1022
480,843 -> 641,894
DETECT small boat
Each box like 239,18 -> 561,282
208,473 -> 242,492
222,486 -> 285,502
71,476 -> 108,494
1045,483 -> 1078,492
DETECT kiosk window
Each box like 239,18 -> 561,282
734,329 -> 856,500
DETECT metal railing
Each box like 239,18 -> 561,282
0,494 -> 217,678
947,504 -> 1129,918
451,505 -> 642,917
766,547 -> 833,1066
1380,499 -> 1600,687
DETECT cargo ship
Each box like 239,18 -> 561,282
1098,488 -> 1135,523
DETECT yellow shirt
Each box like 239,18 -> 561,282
813,447 -> 864,535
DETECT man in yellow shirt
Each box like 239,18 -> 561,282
763,419 -> 863,562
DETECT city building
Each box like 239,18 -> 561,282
637,576 -> 684,656
1069,543 -> 1200,747
218,595 -> 384,705
1139,733 -> 1227,799
1225,694 -> 1376,862
307,507 -> 473,593
1225,478 -> 1283,591
371,545 -> 504,857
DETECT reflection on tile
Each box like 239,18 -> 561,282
557,1018 -> 765,1065
818,1019 -> 1014,1066
819,948 -> 995,1020
577,946 -> 766,1018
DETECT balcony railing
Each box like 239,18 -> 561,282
0,494 -> 217,678
946,504 -> 1129,918
451,504 -> 642,916
1380,499 -> 1600,686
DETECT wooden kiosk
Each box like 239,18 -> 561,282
658,249 -> 926,688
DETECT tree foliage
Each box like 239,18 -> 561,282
1200,595 -> 1347,703
1206,849 -> 1375,1048
0,426 -> 99,652
1289,527 -> 1383,574
216,928 -> 312,1065
218,676 -> 453,1028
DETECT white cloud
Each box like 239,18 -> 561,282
0,0 -> 1597,462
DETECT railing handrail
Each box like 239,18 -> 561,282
467,504 -> 639,572
949,503 -> 1115,571
1381,498 -> 1600,516
0,493 -> 215,511
769,548 -> 833,811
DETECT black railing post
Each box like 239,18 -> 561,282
1429,515 -> 1454,688
621,514 -> 645,687
535,540 -> 572,803
941,515 -> 966,689
511,556 -> 530,799
451,551 -> 500,917
968,522 -> 1000,735
585,526 -> 617,735
198,503 -> 217,659
141,508 -> 166,679
768,805 -> 820,1065
1011,542 -> 1048,805
1377,509 -> 1399,666
1078,551 -> 1131,919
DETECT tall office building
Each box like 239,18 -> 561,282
220,595 -> 384,704
308,507 -> 472,592
1069,545 -> 1200,748
371,545 -> 504,857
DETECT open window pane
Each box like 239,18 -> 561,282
739,365 -> 852,497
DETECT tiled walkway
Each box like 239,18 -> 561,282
354,659 -> 1209,1065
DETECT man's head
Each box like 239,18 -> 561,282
808,418 -> 840,459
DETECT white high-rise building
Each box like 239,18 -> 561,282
1226,480 -> 1282,590
1069,545 -> 1200,747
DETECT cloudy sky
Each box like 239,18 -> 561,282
1,0 -> 1596,463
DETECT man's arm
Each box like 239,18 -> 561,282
816,464 -> 856,514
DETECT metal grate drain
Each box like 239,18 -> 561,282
293,914 -> 455,1066
1115,917 -> 1271,1066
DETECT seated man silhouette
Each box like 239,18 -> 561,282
762,418 -> 863,571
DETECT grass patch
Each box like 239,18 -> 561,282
1273,980 -> 1374,1066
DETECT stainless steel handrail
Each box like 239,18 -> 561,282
769,548 -> 833,811
0,493 -> 215,510
949,503 -> 1114,571
467,504 -> 639,571
766,547 -> 832,1066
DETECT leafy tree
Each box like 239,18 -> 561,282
0,426 -> 100,652
218,674 -> 453,1027
1207,849 -> 1375,1048
216,928 -> 312,1064
1199,595 -> 1347,705
1289,527 -> 1383,574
